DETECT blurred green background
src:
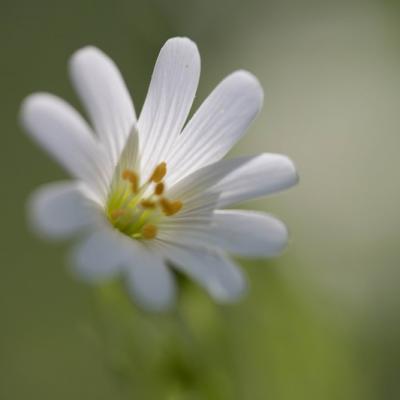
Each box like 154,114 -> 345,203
1,0 -> 400,398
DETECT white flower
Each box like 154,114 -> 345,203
21,37 -> 298,311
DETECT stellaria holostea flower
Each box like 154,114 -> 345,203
21,37 -> 298,311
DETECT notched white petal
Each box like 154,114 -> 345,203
167,156 -> 255,202
123,243 -> 176,312
112,124 -> 139,178
138,37 -> 201,181
156,243 -> 247,303
167,70 -> 264,185
28,181 -> 100,240
70,226 -> 126,283
72,228 -> 176,311
212,210 -> 289,257
215,153 -> 299,207
20,93 -> 111,201
69,46 -> 136,165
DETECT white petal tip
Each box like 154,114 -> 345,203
263,153 -> 299,188
282,155 -> 299,187
20,93 -> 54,130
69,228 -> 125,283
165,36 -> 198,48
26,182 -> 91,241
26,190 -> 60,241
20,95 -> 36,130
212,210 -> 291,258
20,93 -> 38,113
125,278 -> 176,313
211,277 -> 248,304
123,251 -> 177,313
230,70 -> 264,109
160,37 -> 200,64
69,45 -> 103,64
20,92 -> 82,142
263,218 -> 289,257
68,46 -> 116,79
68,253 -> 120,285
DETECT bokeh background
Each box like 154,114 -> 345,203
1,0 -> 400,398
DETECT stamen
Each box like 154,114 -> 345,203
149,162 -> 167,183
141,224 -> 158,239
154,182 -> 165,196
169,200 -> 183,215
109,162 -> 182,240
160,198 -> 183,216
122,169 -> 138,193
140,199 -> 156,209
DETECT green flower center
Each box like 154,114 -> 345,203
106,162 -> 183,240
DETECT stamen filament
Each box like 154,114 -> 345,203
110,209 -> 126,219
122,169 -> 139,193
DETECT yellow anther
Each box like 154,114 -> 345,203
169,200 -> 183,215
122,169 -> 138,193
149,162 -> 167,183
141,223 -> 158,239
122,169 -> 136,181
154,182 -> 165,196
110,209 -> 126,219
140,199 -> 156,209
160,198 -> 183,216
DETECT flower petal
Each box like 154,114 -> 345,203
167,156 -> 256,206
28,181 -> 101,240
156,243 -> 246,302
167,153 -> 296,218
211,210 -> 289,257
69,46 -> 136,166
111,125 -> 139,180
215,153 -> 298,207
156,220 -> 214,249
167,70 -> 263,186
72,228 -> 176,311
164,157 -> 258,232
138,37 -> 200,181
71,226 -> 126,283
124,244 -> 176,312
20,93 -> 110,201
165,156 -> 267,230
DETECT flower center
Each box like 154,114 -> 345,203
106,162 -> 182,240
